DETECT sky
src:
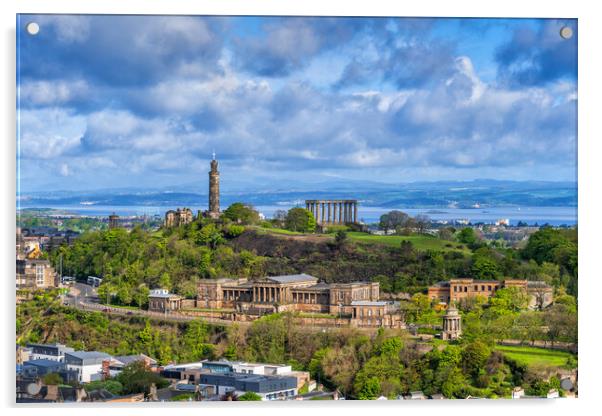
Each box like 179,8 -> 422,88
16,15 -> 577,194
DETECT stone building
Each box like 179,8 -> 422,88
305,200 -> 359,225
148,289 -> 183,312
108,213 -> 120,229
16,259 -> 56,289
427,278 -> 553,310
195,273 -> 402,327
441,305 -> 462,340
164,208 -> 194,228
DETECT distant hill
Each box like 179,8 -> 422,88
18,179 -> 576,209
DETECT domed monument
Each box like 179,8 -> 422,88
441,305 -> 462,340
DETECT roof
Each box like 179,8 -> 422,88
65,351 -> 111,360
265,274 -> 318,284
350,301 -> 388,306
527,281 -> 552,288
24,359 -> 64,368
295,283 -> 331,291
114,354 -> 157,366
149,292 -> 182,299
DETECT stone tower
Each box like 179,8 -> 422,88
208,153 -> 220,218
441,305 -> 462,340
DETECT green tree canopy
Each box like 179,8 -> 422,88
223,203 -> 260,225
238,391 -> 262,401
285,208 -> 316,232
116,361 -> 169,395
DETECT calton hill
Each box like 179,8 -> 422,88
17,202 -> 578,399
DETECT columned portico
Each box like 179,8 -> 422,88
304,199 -> 359,225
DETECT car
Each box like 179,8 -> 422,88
126,311 -> 134,315
102,308 -> 110,312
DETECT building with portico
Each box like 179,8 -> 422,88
194,273 -> 402,327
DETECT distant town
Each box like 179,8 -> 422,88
16,157 -> 578,402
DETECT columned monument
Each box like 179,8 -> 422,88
441,305 -> 462,340
305,199 -> 359,225
207,152 -> 221,219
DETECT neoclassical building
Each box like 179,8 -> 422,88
196,274 -> 402,327
428,278 -> 553,309
305,200 -> 359,225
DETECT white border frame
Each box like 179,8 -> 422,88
2,1 -> 600,416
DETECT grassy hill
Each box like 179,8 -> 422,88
496,345 -> 576,370
345,232 -> 470,253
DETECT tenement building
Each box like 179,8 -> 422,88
428,278 -> 553,309
305,200 -> 359,225
164,208 -> 194,228
16,229 -> 56,289
196,274 -> 402,327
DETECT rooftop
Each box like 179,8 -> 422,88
265,274 -> 318,284
65,351 -> 111,360
23,359 -> 64,368
350,301 -> 388,306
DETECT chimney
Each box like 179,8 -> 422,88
102,359 -> 111,380
45,385 -> 60,402
76,387 -> 87,402
148,382 -> 158,401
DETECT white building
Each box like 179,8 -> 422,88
64,351 -> 111,383
27,343 -> 74,362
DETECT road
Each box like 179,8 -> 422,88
64,283 -> 383,333
65,282 -> 244,325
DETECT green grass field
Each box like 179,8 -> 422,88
496,345 -> 576,369
345,232 -> 469,253
255,227 -> 307,236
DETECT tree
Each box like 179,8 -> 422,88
223,203 -> 260,225
379,211 -> 409,235
489,287 -> 529,315
284,208 -> 316,233
196,223 -> 224,249
334,230 -> 348,247
116,361 -> 169,395
414,215 -> 431,234
461,340 -> 491,379
133,284 -> 150,308
238,391 -> 262,401
457,228 -> 477,245
438,227 -> 455,241
42,373 -> 63,385
183,320 -> 213,361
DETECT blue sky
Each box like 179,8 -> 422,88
17,15 -> 577,193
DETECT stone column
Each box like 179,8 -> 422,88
348,202 -> 352,223
327,202 -> 332,224
354,202 -> 358,224
338,202 -> 343,224
320,202 -> 325,224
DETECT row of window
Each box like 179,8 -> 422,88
452,285 -> 498,293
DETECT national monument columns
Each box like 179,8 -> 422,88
304,199 -> 359,225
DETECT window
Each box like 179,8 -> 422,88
35,265 -> 44,286
474,285 -> 478,291
488,285 -> 492,291
481,285 -> 485,291
464,287 -> 467,292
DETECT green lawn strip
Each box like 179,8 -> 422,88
104,303 -> 141,310
496,345 -> 575,368
345,232 -> 468,253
